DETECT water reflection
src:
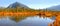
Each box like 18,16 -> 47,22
0,16 -> 54,26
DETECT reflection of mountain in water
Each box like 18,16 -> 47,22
0,16 -> 54,26
9,16 -> 30,22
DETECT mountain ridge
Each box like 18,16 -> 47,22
7,2 -> 29,8
47,5 -> 60,11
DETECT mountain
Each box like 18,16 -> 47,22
47,5 -> 60,11
7,2 -> 29,8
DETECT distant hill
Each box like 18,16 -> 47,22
7,2 -> 29,8
0,2 -> 40,12
47,5 -> 60,11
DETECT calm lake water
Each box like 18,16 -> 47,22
0,16 -> 55,26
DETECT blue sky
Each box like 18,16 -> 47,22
0,0 -> 60,9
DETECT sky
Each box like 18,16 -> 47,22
0,0 -> 60,9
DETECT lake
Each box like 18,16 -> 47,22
0,16 -> 55,26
